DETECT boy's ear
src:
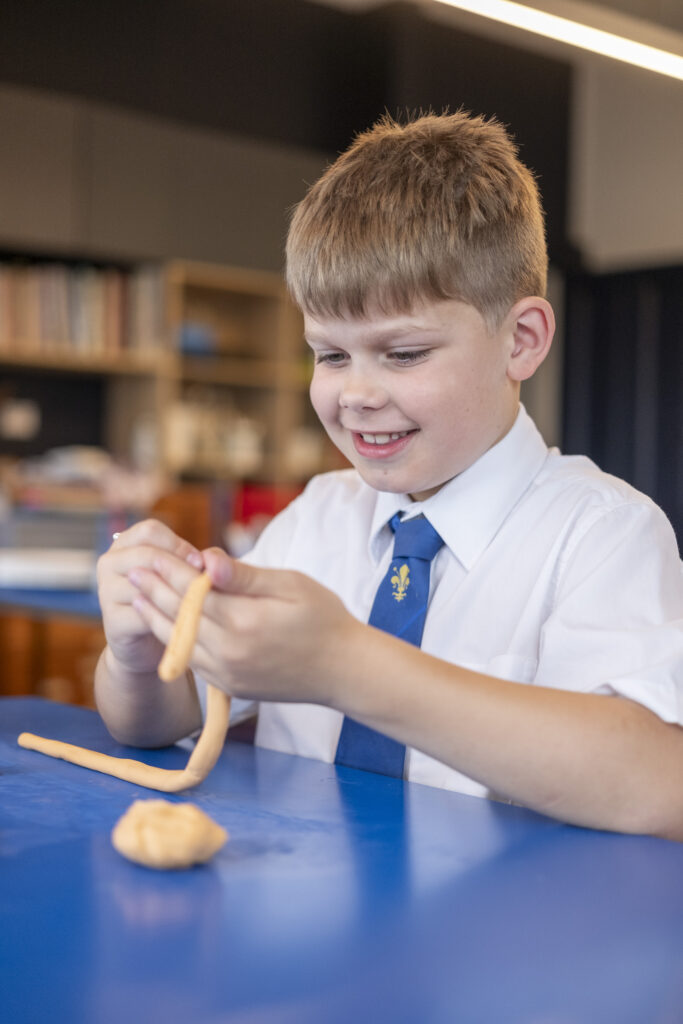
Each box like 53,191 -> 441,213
505,297 -> 555,382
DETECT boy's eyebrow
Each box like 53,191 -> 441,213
303,331 -> 327,346
304,321 -> 440,346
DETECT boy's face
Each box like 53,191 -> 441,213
304,298 -> 520,501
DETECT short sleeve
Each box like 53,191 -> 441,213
535,500 -> 683,725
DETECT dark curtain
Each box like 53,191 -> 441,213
563,266 -> 683,553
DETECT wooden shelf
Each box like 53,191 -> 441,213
163,260 -> 321,483
0,348 -> 171,377
178,356 -> 311,390
0,257 -> 325,485
167,259 -> 288,298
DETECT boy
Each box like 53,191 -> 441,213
95,112 -> 683,839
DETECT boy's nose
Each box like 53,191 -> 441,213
338,375 -> 388,412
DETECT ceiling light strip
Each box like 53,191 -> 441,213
435,0 -> 683,80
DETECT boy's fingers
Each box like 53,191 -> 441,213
128,565 -> 192,623
107,519 -> 204,569
202,547 -> 292,599
100,545 -> 202,584
130,591 -> 175,648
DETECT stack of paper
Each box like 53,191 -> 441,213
0,549 -> 96,589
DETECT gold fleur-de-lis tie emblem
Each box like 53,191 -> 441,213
391,563 -> 410,601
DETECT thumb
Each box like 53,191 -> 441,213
202,547 -> 286,598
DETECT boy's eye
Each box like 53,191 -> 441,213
312,349 -> 429,366
314,352 -> 346,365
390,349 -> 429,365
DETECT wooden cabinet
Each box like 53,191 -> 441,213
0,257 -> 329,486
162,260 -> 324,483
0,609 -> 103,707
0,256 -> 338,707
0,258 -> 330,707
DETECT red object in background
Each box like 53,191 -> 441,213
231,482 -> 303,525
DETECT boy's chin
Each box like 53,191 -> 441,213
355,466 -> 449,501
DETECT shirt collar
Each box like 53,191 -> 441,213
369,405 -> 549,569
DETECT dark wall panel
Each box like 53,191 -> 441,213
0,0 -> 572,263
0,0 -> 382,153
563,266 -> 683,549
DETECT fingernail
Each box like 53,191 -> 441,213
186,551 -> 204,569
128,569 -> 141,587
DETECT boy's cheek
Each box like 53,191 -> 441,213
309,383 -> 334,424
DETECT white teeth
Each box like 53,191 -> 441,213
360,431 -> 409,444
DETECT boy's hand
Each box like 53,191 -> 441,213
96,519 -> 205,676
205,548 -> 355,703
129,545 -> 357,705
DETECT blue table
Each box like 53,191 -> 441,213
2,698 -> 682,1024
0,586 -> 100,619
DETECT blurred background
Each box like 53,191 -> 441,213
0,0 -> 681,704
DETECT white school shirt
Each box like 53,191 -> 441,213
230,406 -> 683,799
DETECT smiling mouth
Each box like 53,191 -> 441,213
350,429 -> 417,458
357,430 -> 413,445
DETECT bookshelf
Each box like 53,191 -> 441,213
0,256 -> 327,485
163,260 -> 322,482
0,257 -> 329,706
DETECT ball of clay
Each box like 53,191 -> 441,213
112,798 -> 228,869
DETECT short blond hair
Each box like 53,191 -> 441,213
286,111 -> 547,328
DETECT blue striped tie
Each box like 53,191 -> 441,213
335,513 -> 444,777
